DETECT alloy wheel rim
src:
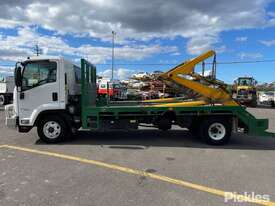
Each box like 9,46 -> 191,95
43,121 -> 61,139
208,123 -> 226,140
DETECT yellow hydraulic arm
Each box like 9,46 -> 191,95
151,50 -> 238,106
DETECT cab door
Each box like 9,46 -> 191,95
18,60 -> 62,126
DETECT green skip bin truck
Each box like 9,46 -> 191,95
5,51 -> 275,145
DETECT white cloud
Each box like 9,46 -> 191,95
0,0 -> 273,55
0,27 -> 178,63
238,52 -> 263,60
0,19 -> 26,28
186,35 -> 218,55
259,40 -> 275,47
98,68 -> 135,79
235,37 -> 248,42
0,66 -> 14,76
268,11 -> 275,18
215,45 -> 227,54
116,68 -> 135,79
98,69 -> 112,78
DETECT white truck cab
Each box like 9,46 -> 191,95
5,56 -> 82,142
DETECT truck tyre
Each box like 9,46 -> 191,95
271,101 -> 275,108
199,117 -> 231,145
37,116 -> 68,143
158,118 -> 172,131
0,95 -> 5,106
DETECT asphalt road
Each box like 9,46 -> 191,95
0,108 -> 275,206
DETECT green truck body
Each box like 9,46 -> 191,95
80,59 -> 273,138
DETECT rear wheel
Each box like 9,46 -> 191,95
199,117 -> 231,145
37,116 -> 68,143
0,95 -> 6,106
158,118 -> 172,131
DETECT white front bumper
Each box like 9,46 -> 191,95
5,104 -> 17,129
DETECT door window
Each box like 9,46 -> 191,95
74,65 -> 81,83
22,61 -> 57,91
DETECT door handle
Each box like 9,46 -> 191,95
52,92 -> 58,101
20,92 -> 24,99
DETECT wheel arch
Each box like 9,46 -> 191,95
188,114 -> 233,130
34,110 -> 72,128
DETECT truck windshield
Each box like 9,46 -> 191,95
22,61 -> 57,91
238,78 -> 252,86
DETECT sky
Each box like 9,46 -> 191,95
0,0 -> 275,83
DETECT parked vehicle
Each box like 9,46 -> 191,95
5,51 -> 274,145
126,89 -> 142,100
97,79 -> 127,100
0,75 -> 14,106
258,91 -> 275,107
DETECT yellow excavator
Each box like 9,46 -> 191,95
232,77 -> 258,107
143,50 -> 239,107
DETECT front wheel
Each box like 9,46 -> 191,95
37,116 -> 68,143
199,118 -> 232,145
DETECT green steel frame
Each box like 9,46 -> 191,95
81,59 -> 274,137
81,59 -> 97,128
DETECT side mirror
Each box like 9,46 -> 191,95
14,63 -> 22,87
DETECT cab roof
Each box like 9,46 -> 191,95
25,55 -> 64,61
